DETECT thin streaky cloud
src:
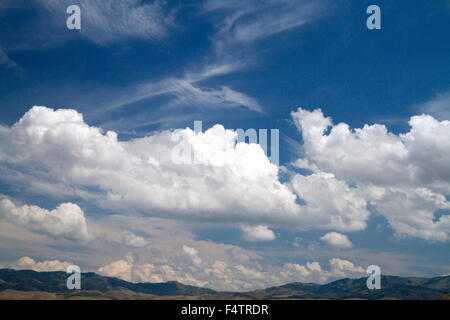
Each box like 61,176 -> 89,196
93,63 -> 264,115
415,91 -> 450,121
0,47 -> 23,72
43,0 -> 176,44
204,0 -> 326,45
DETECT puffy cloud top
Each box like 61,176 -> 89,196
1,106 -> 449,241
291,108 -> 450,192
0,198 -> 89,242
123,232 -> 148,248
12,256 -> 73,272
0,106 -> 371,232
320,232 -> 353,249
241,225 -> 276,241
292,107 -> 450,241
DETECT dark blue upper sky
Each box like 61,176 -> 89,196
0,0 -> 449,278
1,1 -> 449,142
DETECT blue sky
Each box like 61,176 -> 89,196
0,0 -> 449,290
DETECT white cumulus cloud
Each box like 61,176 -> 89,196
10,256 -> 73,272
0,198 -> 89,242
2,105 -> 449,242
123,232 -> 148,248
0,106 -> 371,234
98,255 -> 134,282
290,172 -> 369,232
320,232 -> 353,249
292,107 -> 450,241
241,225 -> 276,241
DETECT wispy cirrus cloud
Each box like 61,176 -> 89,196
97,62 -> 263,115
415,90 -> 450,121
135,75 -> 263,113
99,0 -> 326,115
204,0 -> 324,42
0,47 -> 22,72
0,1 -> 325,125
38,0 -> 177,44
0,0 -> 176,51
203,0 -> 326,63
97,0 -> 325,120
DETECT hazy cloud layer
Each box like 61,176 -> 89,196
123,231 -> 148,248
0,47 -> 21,71
7,254 -> 363,292
97,250 -> 365,291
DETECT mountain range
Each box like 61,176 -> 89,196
0,268 -> 448,300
